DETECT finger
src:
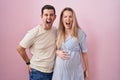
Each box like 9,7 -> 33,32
63,55 -> 70,60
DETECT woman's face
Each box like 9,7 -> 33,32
62,10 -> 73,30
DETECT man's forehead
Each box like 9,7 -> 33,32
43,9 -> 54,13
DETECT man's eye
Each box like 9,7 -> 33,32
44,14 -> 48,16
50,14 -> 54,16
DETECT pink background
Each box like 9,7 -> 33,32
0,0 -> 120,80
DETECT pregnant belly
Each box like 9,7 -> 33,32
55,56 -> 80,70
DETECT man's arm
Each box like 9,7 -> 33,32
16,45 -> 30,64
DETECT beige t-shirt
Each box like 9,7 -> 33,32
20,25 -> 57,73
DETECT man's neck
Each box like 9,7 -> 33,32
40,24 -> 52,30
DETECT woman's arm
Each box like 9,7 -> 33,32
82,52 -> 89,78
56,50 -> 70,60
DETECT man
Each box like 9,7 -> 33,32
17,5 -> 56,80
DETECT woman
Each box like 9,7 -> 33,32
52,7 -> 89,80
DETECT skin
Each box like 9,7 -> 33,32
62,10 -> 73,30
17,9 -> 56,73
56,10 -> 89,79
41,9 -> 56,30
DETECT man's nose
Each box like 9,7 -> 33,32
47,15 -> 51,19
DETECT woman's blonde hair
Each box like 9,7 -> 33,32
57,7 -> 80,49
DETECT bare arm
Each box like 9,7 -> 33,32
16,45 -> 30,63
16,45 -> 31,72
82,52 -> 89,78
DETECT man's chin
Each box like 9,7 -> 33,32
45,26 -> 52,30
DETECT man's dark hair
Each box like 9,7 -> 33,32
41,5 -> 56,15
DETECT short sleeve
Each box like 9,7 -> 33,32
20,27 -> 38,48
78,29 -> 87,53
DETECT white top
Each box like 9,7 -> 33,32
20,25 -> 57,73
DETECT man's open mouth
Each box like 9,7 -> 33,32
46,20 -> 51,24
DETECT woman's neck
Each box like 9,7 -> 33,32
65,29 -> 71,35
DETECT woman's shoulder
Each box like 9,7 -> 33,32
78,28 -> 86,36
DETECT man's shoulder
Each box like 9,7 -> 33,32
51,26 -> 57,34
27,25 -> 40,35
52,26 -> 57,31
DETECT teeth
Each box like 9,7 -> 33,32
46,21 -> 51,24
46,21 -> 49,23
66,22 -> 70,25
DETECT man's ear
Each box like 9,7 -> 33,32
40,14 -> 43,18
54,15 -> 56,19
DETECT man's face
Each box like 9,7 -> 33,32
41,9 -> 56,30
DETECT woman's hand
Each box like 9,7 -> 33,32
84,69 -> 88,80
56,50 -> 70,60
